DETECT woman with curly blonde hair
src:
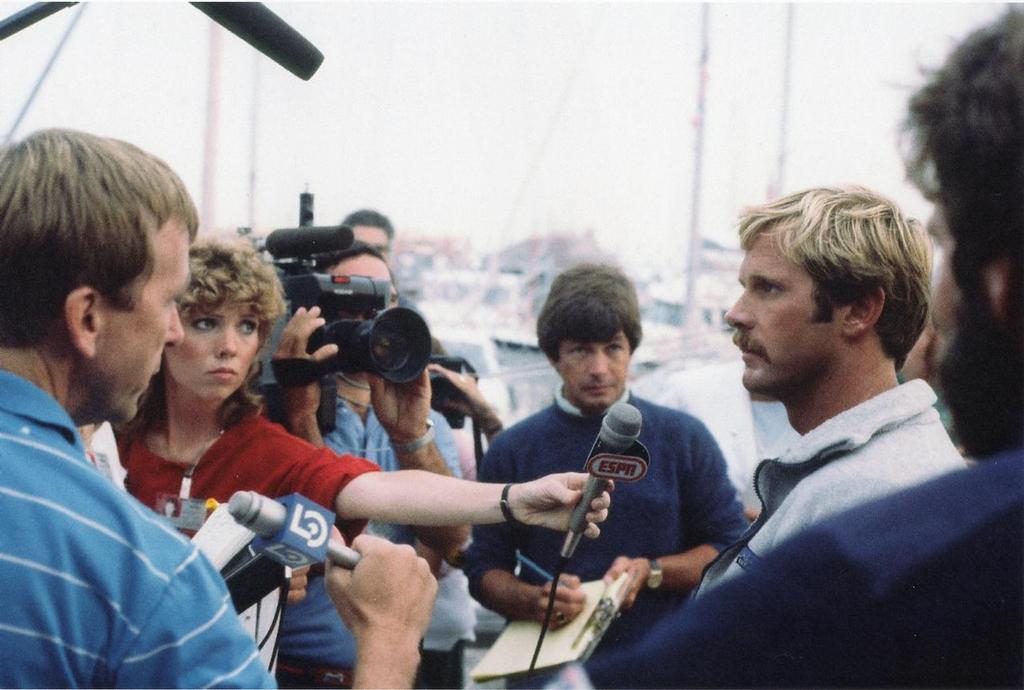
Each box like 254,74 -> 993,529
120,238 -> 285,446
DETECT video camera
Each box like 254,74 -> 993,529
262,193 -> 432,432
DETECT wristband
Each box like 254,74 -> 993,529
392,419 -> 434,454
499,483 -> 520,525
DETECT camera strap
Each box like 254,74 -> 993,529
271,358 -> 333,388
472,417 -> 485,475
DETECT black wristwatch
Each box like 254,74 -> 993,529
646,558 -> 663,589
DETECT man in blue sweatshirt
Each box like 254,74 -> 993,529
463,263 -> 747,667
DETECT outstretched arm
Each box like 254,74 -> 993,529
335,470 -> 610,534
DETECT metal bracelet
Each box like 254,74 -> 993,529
392,419 -> 435,454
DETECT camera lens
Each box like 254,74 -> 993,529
369,318 -> 412,371
364,308 -> 431,381
310,307 -> 432,383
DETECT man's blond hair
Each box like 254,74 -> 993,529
738,185 -> 931,369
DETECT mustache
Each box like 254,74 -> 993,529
733,331 -> 769,360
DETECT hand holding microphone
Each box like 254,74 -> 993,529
561,402 -> 648,559
527,402 -> 649,674
503,474 -> 611,538
230,491 -> 435,688
324,535 -> 436,689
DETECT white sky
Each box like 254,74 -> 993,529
0,1 -> 1007,270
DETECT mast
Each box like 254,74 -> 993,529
247,52 -> 261,230
683,3 -> 710,328
771,3 -> 795,199
200,22 -> 223,234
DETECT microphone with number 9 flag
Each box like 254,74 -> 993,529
561,401 -> 648,559
228,491 -> 361,569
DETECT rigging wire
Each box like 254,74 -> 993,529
496,6 -> 606,245
473,7 -> 607,321
4,2 -> 86,145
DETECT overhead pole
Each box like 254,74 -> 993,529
683,3 -> 710,329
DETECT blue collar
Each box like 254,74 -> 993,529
0,370 -> 82,448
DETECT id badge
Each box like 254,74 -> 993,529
156,493 -> 208,532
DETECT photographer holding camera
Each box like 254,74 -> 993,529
428,352 -> 505,482
274,241 -> 477,689
429,357 -> 504,445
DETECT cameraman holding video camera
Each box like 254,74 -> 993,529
274,241 -> 476,689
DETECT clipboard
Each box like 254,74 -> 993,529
470,571 -> 631,682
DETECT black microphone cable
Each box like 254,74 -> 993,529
526,402 -> 643,676
528,552 -> 571,674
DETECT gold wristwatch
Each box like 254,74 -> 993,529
646,558 -> 663,589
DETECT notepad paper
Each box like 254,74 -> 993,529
191,503 -> 256,569
470,571 -> 630,682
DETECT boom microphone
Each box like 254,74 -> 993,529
561,402 -> 645,559
0,2 -> 75,42
0,4 -> 324,82
228,490 -> 361,569
191,2 -> 324,80
264,224 -> 354,260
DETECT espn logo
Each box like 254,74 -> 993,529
585,453 -> 649,481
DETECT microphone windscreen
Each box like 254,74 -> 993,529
227,490 -> 255,521
228,490 -> 287,536
599,402 -> 642,451
191,2 -> 324,80
265,225 -> 354,259
0,2 -> 74,42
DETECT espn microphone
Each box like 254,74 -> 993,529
228,491 -> 361,569
561,402 -> 647,559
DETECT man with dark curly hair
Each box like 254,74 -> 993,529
463,263 -> 747,671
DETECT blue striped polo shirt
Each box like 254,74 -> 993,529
0,370 -> 275,688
